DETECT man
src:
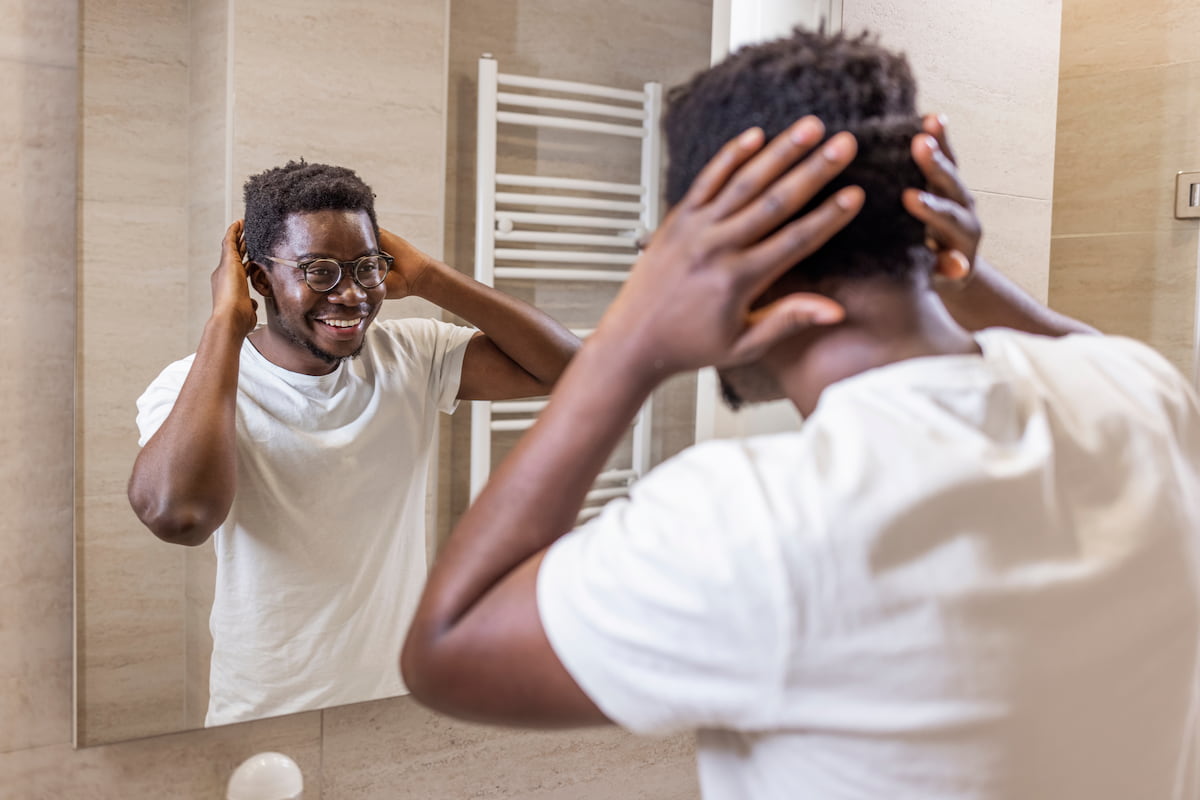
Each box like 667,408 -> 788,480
401,30 -> 1200,798
128,161 -> 579,726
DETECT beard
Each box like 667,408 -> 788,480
275,312 -> 365,367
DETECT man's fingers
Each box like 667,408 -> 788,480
934,249 -> 972,282
725,293 -> 845,365
901,188 -> 980,258
912,134 -> 971,209
921,113 -> 958,165
704,117 -> 826,219
681,126 -> 767,209
735,185 -> 864,298
715,131 -> 858,255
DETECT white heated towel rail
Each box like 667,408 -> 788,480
471,56 -> 663,522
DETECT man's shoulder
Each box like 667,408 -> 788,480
142,351 -> 200,394
631,433 -> 805,502
981,328 -> 1191,395
365,316 -> 474,356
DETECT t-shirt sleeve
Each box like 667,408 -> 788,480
429,320 -> 477,414
386,317 -> 476,414
135,356 -> 196,447
536,440 -> 794,735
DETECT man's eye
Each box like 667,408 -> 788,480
307,267 -> 335,280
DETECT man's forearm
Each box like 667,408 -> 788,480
128,313 -> 245,546
415,260 -> 580,385
939,257 -> 1098,336
410,330 -> 652,639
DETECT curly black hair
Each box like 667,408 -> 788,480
242,160 -> 380,264
664,28 -> 931,285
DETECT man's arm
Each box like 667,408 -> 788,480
401,118 -> 859,726
379,230 -> 581,401
127,221 -> 257,547
906,115 -> 1098,337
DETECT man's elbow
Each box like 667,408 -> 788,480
539,336 -> 582,389
127,488 -> 219,547
400,633 -> 444,711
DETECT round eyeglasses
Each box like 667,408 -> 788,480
266,253 -> 393,293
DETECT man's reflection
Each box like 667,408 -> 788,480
127,161 -> 579,725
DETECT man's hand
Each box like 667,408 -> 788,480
904,114 -> 982,283
592,116 -> 860,378
379,228 -> 433,300
211,220 -> 258,337
903,116 -> 1096,336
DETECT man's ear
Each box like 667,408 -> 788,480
247,261 -> 273,299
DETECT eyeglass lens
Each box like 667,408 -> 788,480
303,256 -> 388,292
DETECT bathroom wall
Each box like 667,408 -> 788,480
5,0 -> 1065,796
1050,0 -> 1200,371
842,0 -> 1065,302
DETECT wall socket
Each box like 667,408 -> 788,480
1175,171 -> 1200,219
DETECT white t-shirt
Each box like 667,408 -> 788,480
538,329 -> 1200,799
137,317 -> 476,726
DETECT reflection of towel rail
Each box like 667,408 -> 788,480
584,486 -> 630,504
496,192 -> 643,213
576,506 -> 605,524
498,72 -> 646,103
492,400 -> 548,414
496,174 -> 643,195
494,267 -> 629,282
473,57 -> 663,521
496,249 -> 636,265
496,231 -> 635,248
490,419 -> 536,432
489,411 -> 644,433
496,93 -> 647,121
497,211 -> 641,230
496,111 -> 644,138
597,468 -> 637,484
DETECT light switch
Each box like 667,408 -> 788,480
1175,171 -> 1200,219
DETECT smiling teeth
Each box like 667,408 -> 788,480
321,318 -> 360,328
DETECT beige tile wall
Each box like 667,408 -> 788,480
76,0 -> 191,743
1051,0 -> 1200,371
842,0 -> 1065,302
0,4 -> 76,757
182,0 -> 228,728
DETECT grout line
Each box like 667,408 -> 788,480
973,189 -> 1048,202
1051,231 -> 1167,240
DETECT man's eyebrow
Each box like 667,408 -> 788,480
294,248 -> 381,261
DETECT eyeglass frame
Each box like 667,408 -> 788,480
265,253 -> 394,293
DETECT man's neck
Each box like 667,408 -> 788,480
770,277 -> 981,416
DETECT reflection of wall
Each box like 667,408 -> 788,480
15,0 -> 700,793
843,0 -> 1064,302
1050,0 -> 1200,371
76,0 -> 191,743
442,0 -> 714,536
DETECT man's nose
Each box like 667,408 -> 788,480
326,272 -> 368,303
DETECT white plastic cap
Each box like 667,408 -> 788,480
227,752 -> 304,800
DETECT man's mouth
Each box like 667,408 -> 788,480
316,317 -> 363,329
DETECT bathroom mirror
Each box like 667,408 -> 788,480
75,0 -> 714,746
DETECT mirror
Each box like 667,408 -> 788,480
75,0 -> 714,745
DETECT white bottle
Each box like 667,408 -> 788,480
227,752 -> 304,800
